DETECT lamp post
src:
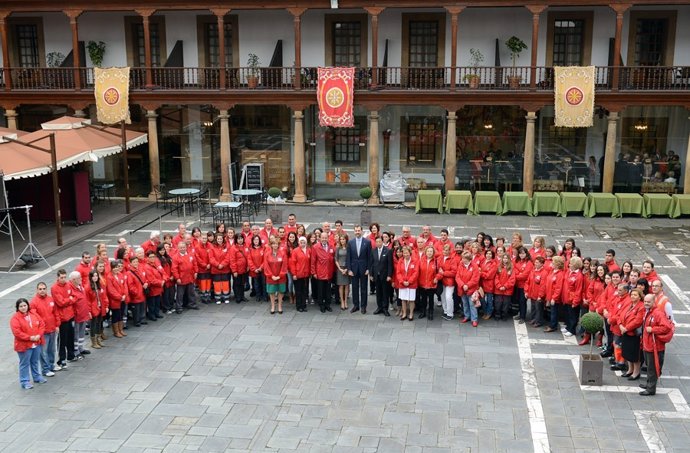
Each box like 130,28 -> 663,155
2,133 -> 62,246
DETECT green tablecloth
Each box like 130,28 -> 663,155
643,194 -> 673,217
559,192 -> 588,217
473,191 -> 502,215
585,193 -> 620,218
501,191 -> 532,215
532,191 -> 561,216
615,193 -> 646,217
671,194 -> 690,218
415,190 -> 443,214
445,190 -> 474,214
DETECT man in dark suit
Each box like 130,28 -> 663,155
369,236 -> 393,316
347,225 -> 371,314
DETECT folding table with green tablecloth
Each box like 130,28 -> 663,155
473,191 -> 502,215
585,193 -> 620,218
642,194 -> 673,217
558,192 -> 587,217
501,191 -> 532,215
414,189 -> 443,214
671,194 -> 690,218
615,193 -> 646,217
444,190 -> 474,214
531,192 -> 561,216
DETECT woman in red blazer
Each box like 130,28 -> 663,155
526,256 -> 548,327
544,256 -> 565,332
106,261 -> 127,338
396,246 -> 419,321
209,233 -> 232,304
418,246 -> 440,320
513,247 -> 534,323
438,244 -> 458,320
563,256 -> 585,338
249,235 -> 268,302
456,251 -> 481,326
85,270 -> 106,350
494,254 -> 516,321
619,288 -> 646,380
194,233 -> 212,304
126,256 -> 147,328
230,234 -> 250,304
290,236 -> 312,313
264,239 -> 288,314
10,298 -> 46,389
480,249 -> 498,321
144,252 -> 165,320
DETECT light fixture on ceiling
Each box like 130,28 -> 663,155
633,118 -> 648,132
483,122 -> 493,130
203,121 -> 214,128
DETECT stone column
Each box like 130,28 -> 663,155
136,9 -> 155,88
65,10 -> 82,90
445,111 -> 457,193
292,110 -> 307,202
526,6 -> 546,90
445,7 -> 464,90
602,112 -> 619,193
146,110 -> 160,199
675,118 -> 690,195
219,110 -> 231,201
523,111 -> 537,196
610,5 -> 628,91
368,111 -> 381,204
5,109 -> 17,130
288,8 -> 306,90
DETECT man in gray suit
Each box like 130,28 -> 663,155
347,225 -> 371,314
369,236 -> 393,316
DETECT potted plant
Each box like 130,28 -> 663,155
579,312 -> 605,386
46,51 -> 66,68
463,48 -> 484,89
505,36 -> 527,89
267,186 -> 283,224
359,186 -> 373,226
247,53 -> 260,88
87,40 -> 106,67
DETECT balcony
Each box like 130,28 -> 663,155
1,66 -> 689,92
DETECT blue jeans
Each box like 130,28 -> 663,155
18,346 -> 42,386
482,293 -> 494,316
462,294 -> 478,322
41,331 -> 57,373
253,275 -> 267,299
549,303 -> 560,329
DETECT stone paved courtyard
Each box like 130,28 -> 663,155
1,205 -> 690,452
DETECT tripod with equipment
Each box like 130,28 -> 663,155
0,171 -> 25,261
8,205 -> 50,272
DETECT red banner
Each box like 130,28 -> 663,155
317,67 -> 355,128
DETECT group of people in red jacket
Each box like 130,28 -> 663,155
10,217 -> 675,396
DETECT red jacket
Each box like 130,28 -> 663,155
144,262 -> 165,297
455,260 -> 480,296
208,243 -> 231,275
127,268 -> 147,304
230,244 -> 249,275
106,272 -> 127,311
438,255 -> 458,287
529,247 -> 546,259
545,269 -> 564,303
30,294 -> 60,333
69,282 -> 91,323
608,293 -> 630,336
86,285 -> 108,317
418,257 -> 440,289
141,239 -> 160,257
51,281 -> 75,323
619,301 -> 645,336
259,227 -> 278,246
395,257 -> 419,289
587,279 -> 606,313
75,261 -> 91,288
289,246 -> 311,279
494,267 -> 516,296
480,258 -> 498,293
563,270 -> 585,307
172,252 -> 196,285
642,306 -> 674,352
248,246 -> 266,277
264,250 -> 288,284
310,242 -> 335,280
10,310 -> 45,352
525,266 -> 549,301
434,239 -> 454,257
642,269 -> 659,286
514,260 -> 533,289
195,243 -> 211,274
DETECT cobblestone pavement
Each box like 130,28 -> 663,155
1,205 -> 690,452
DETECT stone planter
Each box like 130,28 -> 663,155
508,75 -> 521,89
360,209 -> 371,227
269,208 -> 283,225
579,353 -> 603,386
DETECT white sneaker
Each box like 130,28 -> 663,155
436,302 -> 442,307
224,300 -> 230,304
216,301 -> 221,305
44,371 -> 55,377
563,331 -> 573,337
53,365 -> 62,372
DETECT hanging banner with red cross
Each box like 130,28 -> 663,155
554,66 -> 595,128
317,67 -> 355,128
94,67 -> 131,125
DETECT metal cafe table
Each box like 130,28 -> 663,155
169,188 -> 200,217
213,201 -> 242,226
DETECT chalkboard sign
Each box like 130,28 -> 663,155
244,163 -> 263,190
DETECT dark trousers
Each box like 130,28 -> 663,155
420,288 -> 435,315
375,276 -> 389,312
516,287 -> 527,320
147,295 -> 161,319
58,319 -> 75,363
351,273 -> 368,309
643,350 -> 664,393
176,283 -> 197,310
90,316 -> 103,335
233,273 -> 247,302
315,279 -> 331,308
603,319 -> 614,353
566,305 -> 579,335
494,295 -> 511,320
131,302 -> 145,325
548,303 -> 562,329
294,277 -> 308,310
162,286 -> 174,311
253,275 -> 267,300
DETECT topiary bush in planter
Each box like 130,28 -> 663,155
267,187 -> 283,224
579,311 -> 605,386
360,186 -> 373,226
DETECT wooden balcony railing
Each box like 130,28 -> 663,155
1,66 -> 689,92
